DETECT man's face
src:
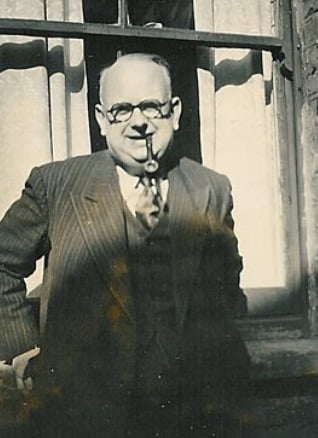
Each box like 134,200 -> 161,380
95,58 -> 182,175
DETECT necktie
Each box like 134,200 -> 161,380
135,176 -> 164,230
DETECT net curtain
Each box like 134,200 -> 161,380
0,0 -> 90,220
0,0 -> 90,292
194,0 -> 286,295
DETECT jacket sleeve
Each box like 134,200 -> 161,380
0,167 -> 50,361
223,189 -> 247,317
208,174 -> 247,318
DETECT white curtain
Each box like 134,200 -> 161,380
0,0 -> 288,308
0,0 -> 90,290
0,0 -> 90,218
194,0 -> 286,309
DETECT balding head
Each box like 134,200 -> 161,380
99,53 -> 173,105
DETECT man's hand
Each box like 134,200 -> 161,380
0,360 -> 16,393
0,348 -> 40,425
0,347 -> 40,394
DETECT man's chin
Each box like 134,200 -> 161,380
119,158 -> 147,176
133,155 -> 147,164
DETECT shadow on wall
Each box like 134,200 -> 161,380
0,40 -> 85,92
197,48 -> 273,105
0,38 -> 273,156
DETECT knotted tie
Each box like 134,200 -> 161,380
135,176 -> 164,230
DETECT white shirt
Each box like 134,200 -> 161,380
116,165 -> 169,216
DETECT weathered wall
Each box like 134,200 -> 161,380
246,1 -> 318,436
299,0 -> 318,335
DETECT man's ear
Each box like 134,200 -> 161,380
171,96 -> 182,131
95,104 -> 107,136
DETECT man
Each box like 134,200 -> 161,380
0,53 -> 250,437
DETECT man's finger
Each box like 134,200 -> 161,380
12,347 -> 41,380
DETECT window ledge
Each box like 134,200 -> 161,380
247,338 -> 318,381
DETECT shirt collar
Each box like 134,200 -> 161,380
116,165 -> 140,201
116,165 -> 169,209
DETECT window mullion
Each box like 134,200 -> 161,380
0,18 -> 282,53
118,0 -> 129,27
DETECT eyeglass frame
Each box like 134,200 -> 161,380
104,99 -> 176,124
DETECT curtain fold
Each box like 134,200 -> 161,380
194,0 -> 286,299
0,0 -> 90,219
0,0 -> 90,291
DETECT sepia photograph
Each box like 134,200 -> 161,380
1,1 -> 318,437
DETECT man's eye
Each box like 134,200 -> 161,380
113,105 -> 132,116
141,101 -> 160,111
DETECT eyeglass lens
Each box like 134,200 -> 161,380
108,100 -> 170,122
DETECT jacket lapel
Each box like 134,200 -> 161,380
70,152 -> 135,326
69,153 -> 212,328
168,160 -> 210,328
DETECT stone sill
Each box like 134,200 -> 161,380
247,338 -> 318,383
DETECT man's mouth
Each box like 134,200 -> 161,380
127,134 -> 153,141
128,136 -> 145,141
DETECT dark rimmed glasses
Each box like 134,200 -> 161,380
105,99 -> 174,123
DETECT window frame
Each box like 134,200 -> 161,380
0,0 -> 307,342
0,18 -> 282,51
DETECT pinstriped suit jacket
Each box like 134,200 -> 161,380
0,150 -> 249,435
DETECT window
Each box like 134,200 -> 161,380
0,0 -> 304,338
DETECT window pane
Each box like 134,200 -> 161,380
128,0 -> 276,36
213,49 -> 286,291
200,45 -> 297,314
195,1 -> 298,316
128,0 -> 194,29
83,0 -> 118,24
194,0 -> 277,36
213,0 -> 277,36
0,0 -> 85,22
0,0 -> 44,20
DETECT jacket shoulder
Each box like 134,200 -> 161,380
179,157 -> 231,192
37,150 -> 109,175
31,150 -> 110,188
22,150 -> 113,201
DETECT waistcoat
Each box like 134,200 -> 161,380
124,204 -> 181,403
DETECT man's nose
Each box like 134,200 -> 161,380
130,107 -> 149,131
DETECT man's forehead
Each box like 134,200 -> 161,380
99,57 -> 171,103
103,54 -> 169,77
